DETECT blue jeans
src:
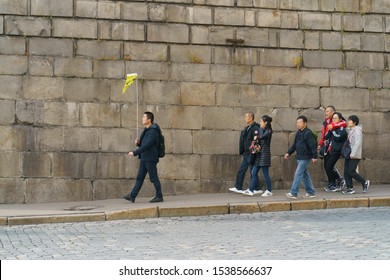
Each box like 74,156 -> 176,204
235,154 -> 260,191
290,159 -> 315,196
249,166 -> 272,192
130,161 -> 163,198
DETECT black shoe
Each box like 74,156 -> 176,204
149,196 -> 163,203
122,194 -> 135,203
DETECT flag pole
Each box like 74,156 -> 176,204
136,77 -> 139,137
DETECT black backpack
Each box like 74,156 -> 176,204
152,125 -> 165,158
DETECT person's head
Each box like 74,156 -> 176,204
244,111 -> 255,125
260,115 -> 273,130
325,105 -> 336,119
296,115 -> 308,130
347,115 -> 359,128
142,111 -> 154,127
332,112 -> 345,124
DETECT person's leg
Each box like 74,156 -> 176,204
289,160 -> 309,197
302,163 -> 315,195
260,166 -> 272,192
348,159 -> 366,185
146,161 -> 163,198
249,162 -> 261,191
234,156 -> 249,190
325,154 -> 339,185
249,165 -> 260,192
344,158 -> 353,189
130,161 -> 148,198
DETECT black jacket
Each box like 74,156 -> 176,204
133,123 -> 161,163
239,122 -> 260,156
255,127 -> 272,167
287,127 -> 318,160
325,126 -> 348,155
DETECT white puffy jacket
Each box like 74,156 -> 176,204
348,126 -> 363,159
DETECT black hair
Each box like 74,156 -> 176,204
332,112 -> 346,122
261,115 -> 273,130
326,105 -> 336,112
297,115 -> 308,123
144,111 -> 154,123
246,111 -> 255,120
348,115 -> 359,125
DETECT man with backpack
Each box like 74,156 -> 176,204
123,111 -> 164,203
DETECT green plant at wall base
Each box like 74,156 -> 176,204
188,51 -> 203,64
292,56 -> 302,69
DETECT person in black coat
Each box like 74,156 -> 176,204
243,115 -> 273,196
229,112 -> 261,194
324,112 -> 348,192
122,111 -> 163,203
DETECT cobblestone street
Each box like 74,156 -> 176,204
1,207 -> 389,260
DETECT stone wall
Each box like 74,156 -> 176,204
0,0 -> 389,203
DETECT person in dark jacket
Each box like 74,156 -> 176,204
243,115 -> 273,197
324,112 -> 348,192
284,115 -> 318,199
229,112 -> 261,194
122,111 -> 163,203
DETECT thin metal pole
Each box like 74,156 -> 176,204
136,78 -> 139,137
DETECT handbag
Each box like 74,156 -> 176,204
341,140 -> 351,158
249,139 -> 261,154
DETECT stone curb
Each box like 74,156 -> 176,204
1,197 -> 389,225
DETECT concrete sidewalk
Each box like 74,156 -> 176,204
0,184 -> 389,226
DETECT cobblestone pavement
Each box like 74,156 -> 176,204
0,207 -> 389,260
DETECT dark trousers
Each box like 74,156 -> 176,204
235,154 -> 260,190
131,161 -> 163,198
344,158 -> 365,188
325,153 -> 342,184
324,152 -> 343,183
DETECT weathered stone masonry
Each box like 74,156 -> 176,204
0,0 -> 389,203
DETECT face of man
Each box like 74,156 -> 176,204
325,107 -> 334,119
142,114 -> 151,126
296,118 -> 307,130
244,113 -> 254,125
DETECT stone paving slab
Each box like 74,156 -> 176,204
0,185 -> 389,225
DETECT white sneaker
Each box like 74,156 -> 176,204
261,190 -> 273,197
285,192 -> 297,199
243,189 -> 254,196
304,193 -> 316,198
229,187 -> 243,194
253,190 -> 263,195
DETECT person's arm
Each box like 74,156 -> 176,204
307,130 -> 318,160
132,129 -> 159,156
332,128 -> 348,142
285,134 -> 297,159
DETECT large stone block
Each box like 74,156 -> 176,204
260,49 -> 302,67
305,32 -> 320,50
202,0 -> 234,6
186,6 -> 212,24
322,32 -> 342,50
93,60 -> 124,79
343,14 -> 363,31
303,50 -> 343,69
280,30 -> 304,48
202,107 -> 236,130
190,26 -> 209,44
23,77 -> 64,100
193,130 -> 238,154
170,106 -> 202,129
110,79 -> 138,103
25,179 -> 93,203
237,27 -> 269,47
122,2 -> 148,21
290,86 -> 320,109
126,61 -> 169,81
27,127 -> 63,152
29,38 -> 73,57
92,179 -> 132,200
31,0 -> 73,17
253,67 -> 329,86
5,16 -> 50,36
181,82 -> 215,106
148,24 -> 189,43
174,180 -> 201,195
101,128 -> 132,152
22,152 -> 51,177
80,103 -> 121,127
172,130 -> 193,154
330,69 -> 356,87
158,155 -> 200,180
96,153 -> 137,179
142,81 -> 180,105
342,33 -> 361,51
0,99 -> 15,124
52,19 -> 97,39
345,52 -> 384,70
301,13 -> 332,30
362,34 -> 385,52
16,100 -> 43,125
0,55 -> 27,75
0,0 -> 28,15
124,43 -> 167,62
148,4 -> 166,21
370,89 -> 390,112
52,152 -> 96,178
200,154 -> 240,180
77,40 -> 122,60
356,71 -> 382,88
121,104 -> 171,129
170,45 -> 211,64
214,47 -> 256,65
111,22 -> 145,41
364,15 -> 384,32
270,108 -> 299,132
43,102 -> 78,126
362,159 -> 390,183
215,7 -> 245,25
257,9 -> 281,28
270,132 -> 289,156
75,1 -> 97,18
253,0 -> 278,8
63,128 -> 100,151
171,63 -> 210,82
29,56 -> 54,76
281,11 -> 299,28
166,5 -> 187,23
0,125 -> 28,152
211,64 -> 251,84
0,152 -> 21,177
0,178 -> 24,204
54,57 -> 93,78
216,84 -> 241,107
240,85 -> 290,108
64,78 -> 110,102
97,1 -> 120,19
321,88 -> 369,111
372,0 -> 390,13
0,36 -> 26,55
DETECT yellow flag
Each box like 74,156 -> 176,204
122,73 -> 138,93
